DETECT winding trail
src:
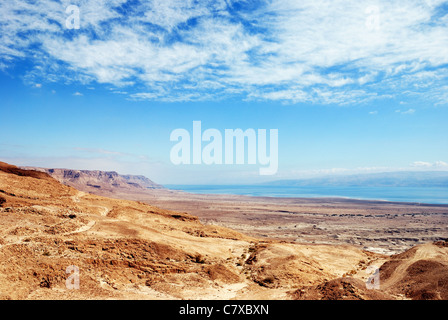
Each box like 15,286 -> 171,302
0,192 -> 112,249
381,243 -> 445,290
65,191 -> 110,235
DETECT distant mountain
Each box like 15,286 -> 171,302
121,174 -> 164,190
265,171 -> 448,187
20,167 -> 164,194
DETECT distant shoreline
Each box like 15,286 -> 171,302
164,184 -> 448,206
146,185 -> 448,255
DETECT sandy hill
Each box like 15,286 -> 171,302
379,241 -> 448,299
1,161 -> 447,300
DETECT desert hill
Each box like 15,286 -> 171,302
379,241 -> 448,299
1,161 -> 447,300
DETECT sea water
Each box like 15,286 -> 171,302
165,185 -> 448,205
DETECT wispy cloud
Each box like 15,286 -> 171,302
72,147 -> 153,162
73,147 -> 126,156
1,0 -> 448,104
396,108 -> 416,115
411,160 -> 448,168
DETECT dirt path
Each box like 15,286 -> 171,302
381,243 -> 447,290
65,192 -> 110,235
71,191 -> 86,203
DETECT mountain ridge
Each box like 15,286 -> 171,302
20,166 -> 164,195
264,171 -> 448,187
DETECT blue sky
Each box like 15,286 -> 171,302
1,0 -> 448,184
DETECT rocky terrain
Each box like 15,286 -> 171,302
146,193 -> 448,256
21,167 -> 164,196
1,161 -> 447,300
33,166 -> 448,256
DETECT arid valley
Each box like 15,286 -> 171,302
2,0 -> 448,307
1,162 -> 447,300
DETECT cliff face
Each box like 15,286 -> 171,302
121,174 -> 164,189
20,167 -> 164,195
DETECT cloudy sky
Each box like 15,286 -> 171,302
1,0 -> 448,184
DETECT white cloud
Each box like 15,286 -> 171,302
1,0 -> 448,104
73,92 -> 83,96
139,0 -> 227,31
411,161 -> 448,168
435,161 -> 448,168
411,161 -> 433,167
73,147 -> 126,157
396,108 -> 416,115
402,109 -> 416,115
